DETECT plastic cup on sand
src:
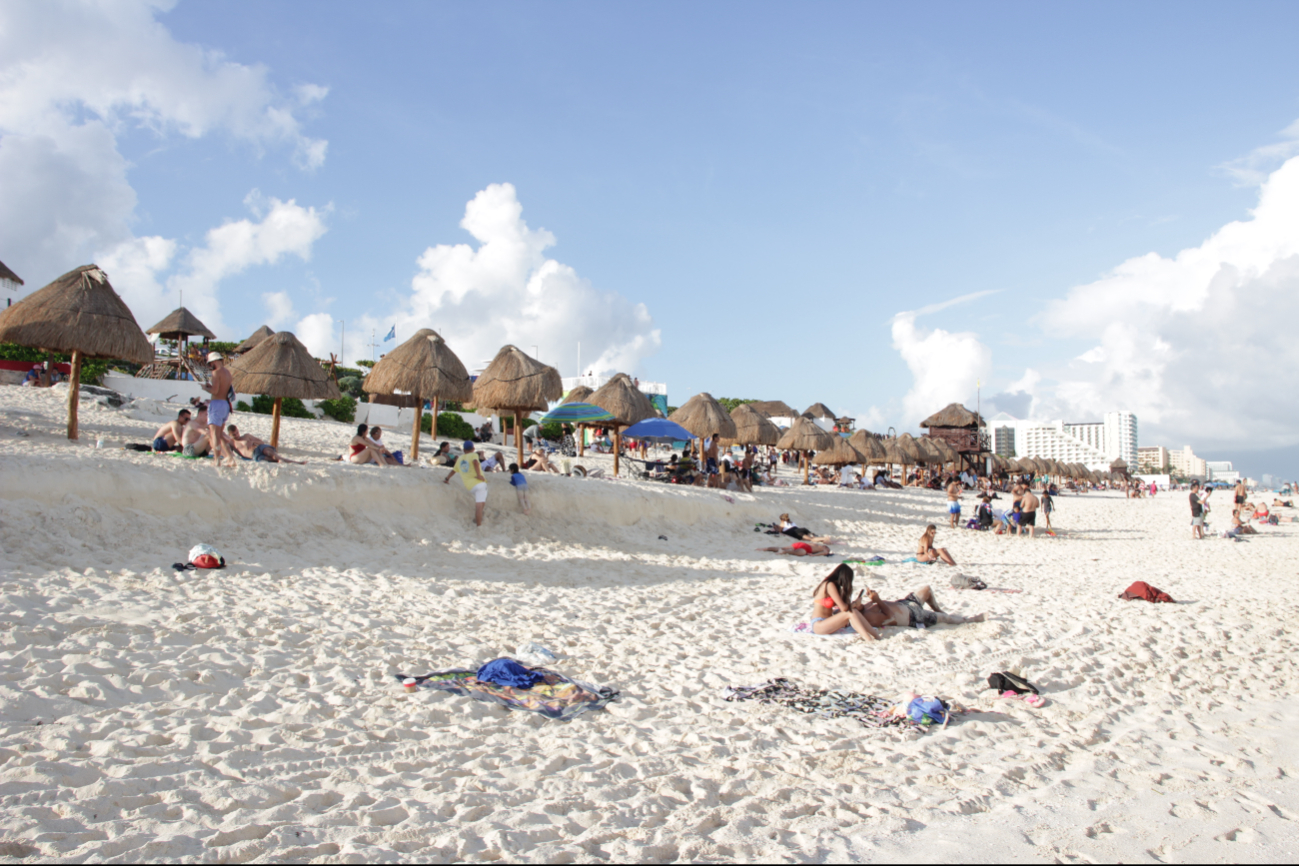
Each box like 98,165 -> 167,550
403,678 -> 417,693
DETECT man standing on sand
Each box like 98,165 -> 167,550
1018,487 -> 1040,538
1190,480 -> 1205,539
444,440 -> 487,526
946,478 -> 963,528
704,434 -> 720,487
1235,479 -> 1247,509
202,352 -> 237,468
152,408 -> 191,452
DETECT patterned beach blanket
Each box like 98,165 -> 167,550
394,667 -> 619,721
725,678 -> 910,729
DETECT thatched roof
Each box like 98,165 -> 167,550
776,416 -> 834,452
915,437 -> 945,465
669,393 -> 737,439
920,403 -> 983,428
811,435 -> 864,465
803,402 -> 836,420
1110,457 -> 1128,471
236,325 -> 276,353
0,264 -> 152,363
849,429 -> 888,464
589,373 -> 657,427
228,331 -> 341,400
929,437 -> 960,463
562,385 -> 594,404
146,306 -> 217,340
747,400 -> 797,418
722,403 -> 782,446
0,260 -> 23,285
362,329 -> 473,401
471,345 -> 563,412
895,433 -> 923,464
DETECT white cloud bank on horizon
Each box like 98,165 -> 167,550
0,0 -> 329,289
1026,151 -> 1299,450
297,183 -> 662,378
888,295 -> 993,428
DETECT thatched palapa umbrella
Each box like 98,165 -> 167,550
363,329 -> 473,460
776,416 -> 833,484
895,433 -> 922,477
748,400 -> 797,422
669,393 -> 738,474
915,436 -> 945,466
811,435 -> 864,467
803,402 -> 836,421
561,385 -> 594,455
228,331 -> 340,448
589,373 -> 657,476
849,429 -> 889,467
0,264 -> 152,439
235,325 -> 275,354
723,403 -> 781,447
471,345 -> 563,467
147,307 -> 216,343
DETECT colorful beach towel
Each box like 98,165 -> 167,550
725,678 -> 919,730
394,666 -> 618,721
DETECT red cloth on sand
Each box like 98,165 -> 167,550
1118,581 -> 1175,603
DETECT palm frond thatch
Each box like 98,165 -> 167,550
722,403 -> 781,446
811,435 -> 864,465
747,400 -> 797,418
146,306 -> 217,340
0,264 -> 152,363
803,402 -> 836,420
914,437 -> 945,465
471,345 -> 563,412
848,429 -> 889,464
894,432 -> 922,464
562,385 -> 594,404
775,416 -> 834,452
669,392 -> 738,439
235,325 -> 276,353
589,373 -> 657,427
919,403 -> 983,428
228,331 -> 341,400
362,328 -> 473,401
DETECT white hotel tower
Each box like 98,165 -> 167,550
990,411 -> 1138,470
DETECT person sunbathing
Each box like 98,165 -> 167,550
179,408 -> 211,457
226,425 -> 307,464
777,514 -> 833,543
1273,499 -> 1293,508
152,408 -> 191,452
347,424 -> 387,467
810,564 -> 878,639
916,524 -> 957,565
524,447 -> 561,473
857,584 -> 985,630
758,541 -> 832,556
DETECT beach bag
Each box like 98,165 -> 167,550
987,671 -> 1039,695
188,543 -> 226,570
906,696 -> 948,725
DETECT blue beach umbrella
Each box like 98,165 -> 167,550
620,417 -> 695,442
540,402 -> 616,424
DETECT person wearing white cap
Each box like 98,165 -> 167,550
202,352 -> 237,468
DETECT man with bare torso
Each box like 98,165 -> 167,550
226,424 -> 307,465
1018,488 -> 1040,537
180,407 -> 211,457
843,585 -> 986,640
946,479 -> 963,528
151,408 -> 191,452
202,353 -> 237,468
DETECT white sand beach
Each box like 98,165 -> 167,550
2,385 -> 1298,862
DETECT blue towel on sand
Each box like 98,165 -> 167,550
476,658 -> 542,689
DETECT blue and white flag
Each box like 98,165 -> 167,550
384,325 -> 396,342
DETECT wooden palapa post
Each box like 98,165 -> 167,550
66,350 -> 82,440
613,427 -> 621,477
271,397 -> 283,448
515,410 -> 524,468
410,391 -> 422,461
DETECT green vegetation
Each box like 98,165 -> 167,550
717,397 -> 756,412
538,421 -> 563,441
355,360 -> 375,369
249,394 -> 314,418
441,400 -> 466,412
336,376 -> 365,399
501,415 -> 537,431
0,342 -> 112,384
423,411 -> 475,441
317,396 -> 357,423
207,341 -> 239,355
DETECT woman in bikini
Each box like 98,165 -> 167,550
758,541 -> 832,556
810,565 -> 879,640
347,424 -> 387,467
916,524 -> 957,565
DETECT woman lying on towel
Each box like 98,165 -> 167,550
758,541 -> 832,556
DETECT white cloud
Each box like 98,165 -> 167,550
385,183 -> 660,377
0,0 -> 328,284
263,291 -> 296,328
1037,154 -> 1299,449
95,193 -> 328,335
1218,118 -> 1299,187
295,312 -> 338,361
891,309 -> 992,428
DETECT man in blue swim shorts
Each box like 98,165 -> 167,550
946,478 -> 963,528
203,352 -> 238,467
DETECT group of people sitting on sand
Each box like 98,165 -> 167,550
758,515 -> 960,566
150,405 -> 303,465
809,563 -> 985,640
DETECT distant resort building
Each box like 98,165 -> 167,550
988,410 -> 1138,471
1166,445 -> 1208,479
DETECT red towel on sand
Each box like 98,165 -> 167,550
1118,581 -> 1175,603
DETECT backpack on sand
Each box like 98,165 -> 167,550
187,543 -> 226,570
987,671 -> 1039,695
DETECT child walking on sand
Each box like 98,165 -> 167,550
509,463 -> 532,515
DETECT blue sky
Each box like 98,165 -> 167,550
3,1 -> 1299,479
